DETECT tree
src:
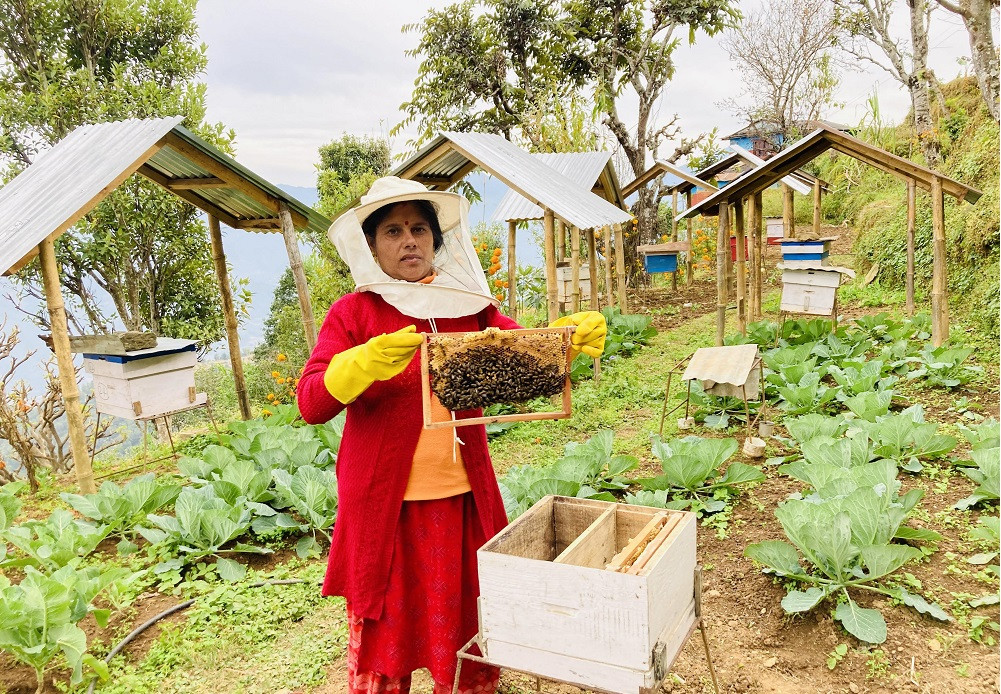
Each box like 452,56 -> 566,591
933,0 -> 1000,120
397,0 -> 739,274
720,0 -> 841,138
255,134 -> 390,368
0,0 -> 243,345
834,0 -> 944,166
0,321 -> 122,490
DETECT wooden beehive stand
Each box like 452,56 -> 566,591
452,496 -> 720,694
658,348 -> 766,438
419,327 -> 575,430
71,333 -> 221,480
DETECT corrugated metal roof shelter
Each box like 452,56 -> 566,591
0,117 -> 330,275
678,122 -> 983,348
621,160 -> 717,199
393,131 -> 634,322
395,132 -> 632,230
0,117 -> 330,490
491,151 -> 620,223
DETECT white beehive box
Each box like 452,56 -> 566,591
765,216 -> 783,244
556,263 -> 591,304
82,338 -> 204,420
477,496 -> 697,694
780,268 -> 843,315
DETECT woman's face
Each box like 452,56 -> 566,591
369,202 -> 436,282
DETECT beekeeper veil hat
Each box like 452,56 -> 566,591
328,176 -> 498,319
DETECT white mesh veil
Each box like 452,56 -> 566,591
327,177 -> 498,319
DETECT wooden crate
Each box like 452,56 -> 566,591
780,268 -> 842,316
82,339 -> 202,420
781,239 -> 832,264
638,242 -> 689,275
477,496 -> 697,693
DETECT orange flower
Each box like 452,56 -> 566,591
277,377 -> 286,384
267,393 -> 276,400
271,370 -> 280,379
276,353 -> 287,362
262,409 -> 272,416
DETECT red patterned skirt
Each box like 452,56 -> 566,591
346,492 -> 499,693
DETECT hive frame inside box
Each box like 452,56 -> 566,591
657,350 -> 766,437
419,327 -> 574,430
453,496 -> 720,694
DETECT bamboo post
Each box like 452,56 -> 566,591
735,200 -> 747,334
508,220 -> 518,319
586,228 -> 600,383
208,215 -> 252,420
671,190 -> 679,291
685,190 -> 694,284
716,204 -> 729,346
570,225 -> 581,311
930,176 -> 949,346
278,202 -> 317,351
587,228 -> 599,309
812,180 -> 822,235
543,208 -> 559,323
752,189 -> 760,318
906,180 -> 916,316
614,223 -> 627,311
38,238 -> 95,493
752,192 -> 756,322
782,183 -> 795,240
725,206 -> 734,297
556,218 -> 566,263
603,226 -> 614,307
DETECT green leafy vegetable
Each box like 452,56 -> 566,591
0,564 -> 129,692
60,474 -> 180,554
1,509 -> 109,571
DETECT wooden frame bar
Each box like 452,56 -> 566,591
419,327 -> 574,430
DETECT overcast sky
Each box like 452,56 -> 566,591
195,1 -> 976,188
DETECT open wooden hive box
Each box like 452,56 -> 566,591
477,496 -> 697,694
420,327 -> 573,429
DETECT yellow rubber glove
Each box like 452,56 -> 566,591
323,325 -> 424,404
549,311 -> 607,359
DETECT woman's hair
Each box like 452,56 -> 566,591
361,200 -> 444,253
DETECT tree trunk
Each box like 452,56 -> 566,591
908,0 -> 941,166
964,0 -> 1000,120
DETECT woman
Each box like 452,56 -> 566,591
297,176 -> 606,694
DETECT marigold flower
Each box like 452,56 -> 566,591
276,353 -> 287,362
271,370 -> 280,379
267,393 -> 276,400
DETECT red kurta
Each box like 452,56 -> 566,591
297,290 -> 519,620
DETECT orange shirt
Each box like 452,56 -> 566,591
404,269 -> 472,500
404,393 -> 472,500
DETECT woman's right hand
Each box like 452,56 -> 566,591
324,325 -> 424,404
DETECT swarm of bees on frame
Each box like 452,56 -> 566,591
428,328 -> 568,411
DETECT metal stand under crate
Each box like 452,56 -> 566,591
452,566 -> 720,694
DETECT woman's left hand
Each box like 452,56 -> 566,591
549,311 -> 607,358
